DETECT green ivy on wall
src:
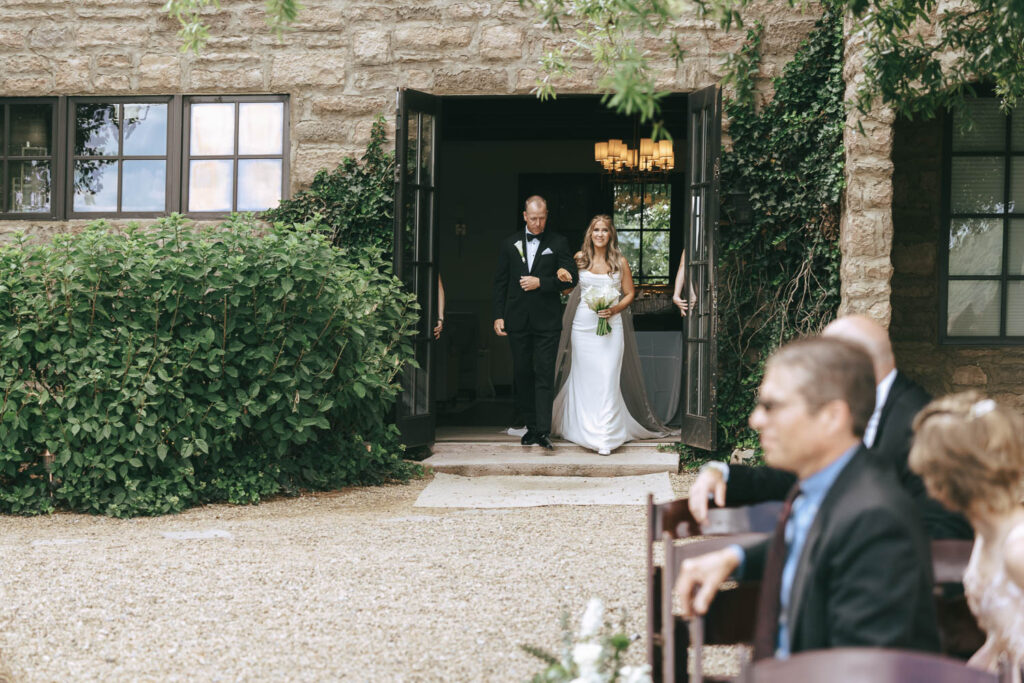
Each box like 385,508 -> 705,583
691,3 -> 846,462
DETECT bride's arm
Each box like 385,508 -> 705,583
611,258 -> 636,314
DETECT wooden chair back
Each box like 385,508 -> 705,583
734,647 -> 1010,683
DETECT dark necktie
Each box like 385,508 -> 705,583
752,483 -> 802,660
526,232 -> 540,242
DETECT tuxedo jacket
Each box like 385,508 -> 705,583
739,448 -> 941,655
492,231 -> 577,332
725,371 -> 973,540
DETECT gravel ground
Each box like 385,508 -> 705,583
0,470 -> 743,682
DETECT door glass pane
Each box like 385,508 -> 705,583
8,104 -> 52,156
75,103 -> 119,156
1013,112 -> 1024,152
1007,282 -> 1024,336
73,159 -> 118,211
406,112 -> 419,184
238,102 -> 284,155
1011,159 -> 1024,214
190,103 -> 235,156
948,218 -> 1002,276
7,160 -> 50,213
237,159 -> 282,211
121,160 -> 166,212
401,192 -> 416,290
122,103 -> 167,156
1008,219 -> 1024,276
951,157 -> 1005,214
952,99 -> 1005,152
188,159 -> 233,211
947,280 -> 1000,336
419,113 -> 433,185
686,341 -> 706,416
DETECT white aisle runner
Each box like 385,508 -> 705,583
414,472 -> 675,508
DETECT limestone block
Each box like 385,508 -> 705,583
347,69 -> 400,93
28,22 -> 73,49
191,67 -> 264,91
514,68 -> 539,93
96,53 -> 132,69
270,55 -> 343,88
1,74 -> 52,93
76,23 -> 151,48
0,29 -> 25,49
3,55 -> 50,74
313,96 -> 390,117
138,53 -> 182,92
497,1 -> 529,20
448,2 -> 492,19
480,25 -> 524,61
288,5 -> 349,31
293,145 -> 352,185
353,28 -> 390,65
295,120 -> 352,143
433,68 -> 509,93
93,73 -> 131,92
53,57 -> 92,93
952,365 -> 987,385
396,5 -> 442,20
346,5 -> 397,22
400,69 -> 433,90
394,26 -> 472,51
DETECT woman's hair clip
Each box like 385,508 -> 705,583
969,398 -> 996,419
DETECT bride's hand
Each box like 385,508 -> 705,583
673,294 -> 691,316
597,307 -> 616,319
556,268 -> 572,283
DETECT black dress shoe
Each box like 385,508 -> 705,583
536,434 -> 554,450
521,431 -> 538,445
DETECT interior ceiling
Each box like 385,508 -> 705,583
441,93 -> 689,142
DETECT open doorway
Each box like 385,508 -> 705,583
432,94 -> 690,431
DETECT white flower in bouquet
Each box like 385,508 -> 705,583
583,285 -> 620,336
571,642 -> 603,681
578,598 -> 604,639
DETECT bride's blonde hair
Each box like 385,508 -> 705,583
576,215 -> 624,275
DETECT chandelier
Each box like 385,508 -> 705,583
594,138 -> 674,173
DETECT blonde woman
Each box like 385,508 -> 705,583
551,215 -> 671,455
909,392 -> 1024,680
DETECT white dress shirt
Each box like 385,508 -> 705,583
525,228 -> 541,271
863,368 -> 897,448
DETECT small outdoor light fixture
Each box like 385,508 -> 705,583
41,449 -> 55,492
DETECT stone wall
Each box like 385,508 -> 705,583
0,0 -> 818,239
890,116 -> 1024,408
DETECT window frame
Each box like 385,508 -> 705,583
0,97 -> 63,220
66,95 -> 181,219
182,94 -> 290,219
613,177 -> 676,286
940,100 -> 1024,345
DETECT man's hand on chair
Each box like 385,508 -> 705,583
688,467 -> 727,523
673,548 -> 741,618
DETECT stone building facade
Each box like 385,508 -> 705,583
0,0 -> 1019,406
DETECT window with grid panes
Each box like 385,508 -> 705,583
613,181 -> 672,285
184,97 -> 286,214
0,100 -> 56,217
943,98 -> 1024,341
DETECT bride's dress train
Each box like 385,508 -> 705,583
552,270 -> 667,453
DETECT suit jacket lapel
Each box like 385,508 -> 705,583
529,232 -> 548,275
785,448 -> 866,642
874,371 -> 907,444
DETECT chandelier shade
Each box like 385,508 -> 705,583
594,136 -> 674,174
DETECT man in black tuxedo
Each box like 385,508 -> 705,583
689,314 -> 972,540
493,196 -> 578,450
675,337 -> 940,658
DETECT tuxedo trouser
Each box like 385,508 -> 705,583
507,329 -> 560,434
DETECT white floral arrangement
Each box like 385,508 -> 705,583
521,598 -> 651,683
583,285 -> 620,336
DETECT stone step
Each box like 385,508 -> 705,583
423,440 -> 679,477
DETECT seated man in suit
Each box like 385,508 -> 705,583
675,337 -> 940,658
689,314 -> 972,540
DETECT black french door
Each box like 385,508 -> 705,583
679,85 -> 721,450
394,89 -> 441,447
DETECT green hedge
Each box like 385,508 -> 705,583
0,215 -> 419,517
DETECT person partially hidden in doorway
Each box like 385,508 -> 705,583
492,195 -> 578,451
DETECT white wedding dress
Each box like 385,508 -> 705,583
552,270 -> 665,453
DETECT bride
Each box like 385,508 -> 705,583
551,215 -> 672,455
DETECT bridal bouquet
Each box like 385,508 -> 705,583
583,286 -> 620,336
521,599 -> 651,683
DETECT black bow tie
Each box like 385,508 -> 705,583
526,232 -> 540,242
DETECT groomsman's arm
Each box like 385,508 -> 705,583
493,241 -> 510,321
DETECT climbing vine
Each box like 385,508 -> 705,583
698,3 -> 846,461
